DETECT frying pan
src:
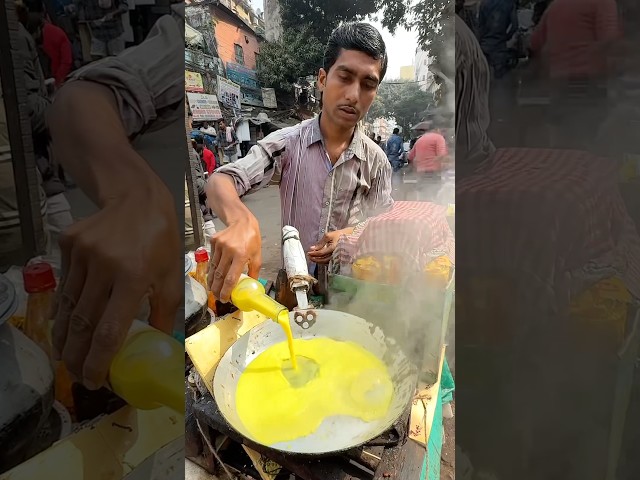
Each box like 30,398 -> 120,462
213,309 -> 418,455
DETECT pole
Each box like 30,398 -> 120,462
0,1 -> 47,263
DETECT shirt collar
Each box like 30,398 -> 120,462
307,115 -> 367,162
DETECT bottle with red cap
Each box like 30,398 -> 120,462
194,247 -> 217,314
22,262 -> 75,416
194,247 -> 209,289
23,262 -> 57,361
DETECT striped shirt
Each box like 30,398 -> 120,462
215,116 -> 394,271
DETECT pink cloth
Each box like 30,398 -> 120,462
334,201 -> 455,275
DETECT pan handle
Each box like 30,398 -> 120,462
365,424 -> 402,447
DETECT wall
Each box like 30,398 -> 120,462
213,6 -> 260,71
415,49 -> 436,93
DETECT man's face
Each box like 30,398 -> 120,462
318,49 -> 382,130
219,121 -> 226,130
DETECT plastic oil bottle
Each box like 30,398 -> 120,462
231,274 -> 297,368
22,262 -> 75,416
108,320 -> 184,413
194,247 -> 216,314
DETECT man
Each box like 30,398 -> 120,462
217,119 -> 239,164
407,127 -> 448,200
386,127 -> 404,172
477,0 -> 519,78
200,121 -> 217,136
81,0 -> 128,60
530,0 -> 619,148
21,0 -> 73,87
47,4 -> 184,390
206,22 -> 393,303
195,140 -> 216,175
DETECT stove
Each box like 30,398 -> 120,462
192,392 -> 425,480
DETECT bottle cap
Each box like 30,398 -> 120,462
195,247 -> 209,263
23,262 -> 56,293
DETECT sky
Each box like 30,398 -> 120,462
249,0 -> 418,80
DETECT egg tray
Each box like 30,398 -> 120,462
192,391 -> 416,479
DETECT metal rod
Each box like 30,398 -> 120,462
0,1 -> 46,262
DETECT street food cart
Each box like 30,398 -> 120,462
184,201 -> 455,479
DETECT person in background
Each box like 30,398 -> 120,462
200,121 -> 216,136
217,119 -> 239,164
477,0 -> 519,78
195,139 -> 217,175
206,22 -> 393,302
407,126 -> 448,200
22,0 -> 73,88
199,121 -> 217,151
386,127 -> 404,172
530,0 -> 619,149
81,0 -> 128,60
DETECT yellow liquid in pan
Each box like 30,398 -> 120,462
235,337 -> 394,446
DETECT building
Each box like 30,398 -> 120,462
373,117 -> 392,140
399,65 -> 415,81
414,48 -> 437,94
213,2 -> 261,70
264,0 -> 283,41
211,0 -> 266,107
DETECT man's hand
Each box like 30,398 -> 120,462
307,228 -> 354,265
51,181 -> 182,390
207,216 -> 262,303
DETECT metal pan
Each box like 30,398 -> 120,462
213,309 -> 418,455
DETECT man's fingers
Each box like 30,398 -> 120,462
61,269 -> 111,379
314,255 -> 333,265
208,237 -> 223,290
52,259 -> 86,360
247,251 -> 262,279
149,281 -> 182,335
310,234 -> 329,251
211,250 -> 233,299
308,245 -> 331,258
82,283 -> 140,390
220,257 -> 245,303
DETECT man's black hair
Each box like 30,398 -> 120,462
393,127 -> 400,134
323,22 -> 388,82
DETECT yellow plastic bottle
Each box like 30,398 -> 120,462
109,320 -> 184,413
231,274 -> 297,368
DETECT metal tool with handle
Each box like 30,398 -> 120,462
282,226 -> 314,314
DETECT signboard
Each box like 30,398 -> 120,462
217,76 -> 241,110
226,62 -> 264,107
261,88 -> 277,109
185,50 -> 225,77
185,71 -> 204,93
186,93 -> 222,121
226,62 -> 260,90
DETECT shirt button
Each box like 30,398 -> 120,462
325,201 -> 330,206
328,171 -> 333,177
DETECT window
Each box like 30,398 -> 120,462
234,43 -> 245,65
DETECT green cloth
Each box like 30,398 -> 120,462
421,358 -> 455,480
